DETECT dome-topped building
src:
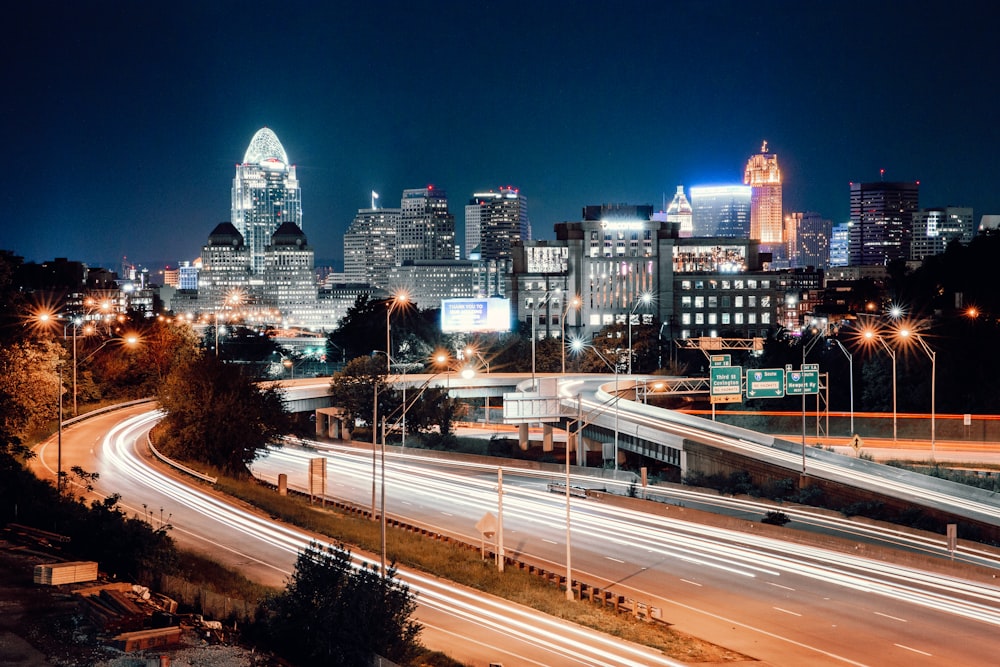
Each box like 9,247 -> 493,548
243,127 -> 290,166
232,127 -> 302,275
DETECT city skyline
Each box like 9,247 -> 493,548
3,2 -> 997,271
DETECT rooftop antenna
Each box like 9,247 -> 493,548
371,190 -> 379,210
880,168 -> 885,182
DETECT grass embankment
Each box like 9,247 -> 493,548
201,471 -> 746,663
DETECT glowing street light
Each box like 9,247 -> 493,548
861,326 -> 897,442
570,339 -> 621,470
386,292 -> 409,374
561,295 -> 581,375
897,325 -> 936,457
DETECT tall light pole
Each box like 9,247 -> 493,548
832,338 -> 855,436
386,292 -> 409,374
561,295 -> 581,374
898,327 -> 936,458
570,339 -> 620,470
863,328 -> 897,442
627,292 -> 653,375
531,289 -> 560,390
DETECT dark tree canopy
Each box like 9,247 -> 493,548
156,353 -> 293,475
260,541 -> 422,666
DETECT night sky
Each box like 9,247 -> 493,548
3,1 -> 998,272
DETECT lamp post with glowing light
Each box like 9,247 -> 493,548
561,295 -> 581,374
627,292 -> 653,375
831,338 -> 855,436
385,292 -> 409,375
862,327 -> 897,442
530,289 -> 561,390
897,326 -> 936,457
570,339 -> 621,470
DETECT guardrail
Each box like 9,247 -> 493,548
147,434 -> 218,484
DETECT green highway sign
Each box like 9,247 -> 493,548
747,368 -> 784,398
710,365 -> 743,404
710,354 -> 731,368
786,368 -> 819,395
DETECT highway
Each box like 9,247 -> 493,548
34,406 -> 686,667
34,397 -> 1000,665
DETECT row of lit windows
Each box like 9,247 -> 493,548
681,294 -> 773,309
681,311 -> 772,326
680,278 -> 772,290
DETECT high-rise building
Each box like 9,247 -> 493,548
231,128 -> 302,275
665,186 -> 694,237
199,222 -> 251,309
829,222 -> 850,267
785,212 -> 832,269
397,186 -> 455,265
744,141 -> 783,244
690,186 -> 751,237
910,206 -> 975,260
262,222 -> 317,318
344,206 -> 400,287
464,187 -> 530,261
848,180 -> 919,266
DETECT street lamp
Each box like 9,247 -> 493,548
570,339 -> 621,470
862,327 -> 897,442
561,295 -> 581,374
531,289 -> 561,390
831,338 -> 855,436
386,292 -> 409,374
627,292 -> 653,375
897,326 -> 936,458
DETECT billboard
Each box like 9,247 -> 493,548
441,298 -> 512,333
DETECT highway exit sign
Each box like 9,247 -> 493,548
786,368 -> 819,395
746,368 -> 784,398
710,365 -> 743,404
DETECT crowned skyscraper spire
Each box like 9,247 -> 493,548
232,127 -> 302,275
744,141 -> 783,245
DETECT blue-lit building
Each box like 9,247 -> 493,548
690,186 -> 751,237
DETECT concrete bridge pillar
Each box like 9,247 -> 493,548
542,424 -> 553,452
518,423 -> 529,450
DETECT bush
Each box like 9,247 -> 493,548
761,510 -> 791,526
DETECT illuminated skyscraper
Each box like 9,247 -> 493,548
397,186 -> 455,265
344,206 -> 400,287
464,187 -> 530,261
848,180 -> 919,265
690,185 -> 751,237
665,186 -> 693,237
744,141 -> 783,244
231,128 -> 302,275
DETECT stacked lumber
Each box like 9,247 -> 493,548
33,561 -> 98,585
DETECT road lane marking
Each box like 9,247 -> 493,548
768,582 -> 795,591
874,612 -> 908,622
542,538 -> 557,544
605,556 -> 625,563
440,511 -> 454,516
774,607 -> 802,617
680,579 -> 702,587
894,643 -> 931,656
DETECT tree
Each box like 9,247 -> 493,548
261,541 -> 422,666
328,355 -> 388,434
156,353 -> 293,476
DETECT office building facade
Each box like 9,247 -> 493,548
744,142 -> 783,244
231,128 -> 302,275
343,207 -> 400,287
910,206 -> 974,260
397,186 -> 455,265
848,181 -> 919,266
464,187 -> 531,261
690,186 -> 751,237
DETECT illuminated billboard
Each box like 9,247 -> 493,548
441,298 -> 512,333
